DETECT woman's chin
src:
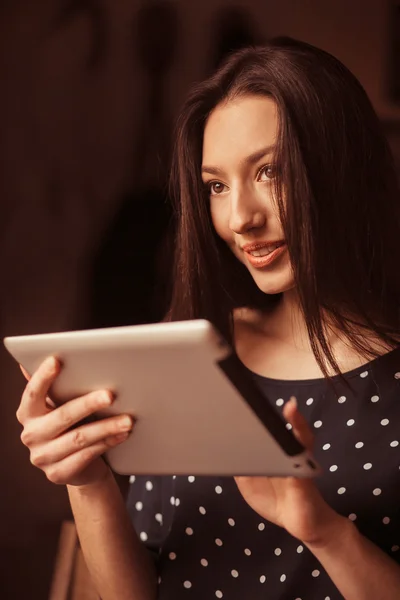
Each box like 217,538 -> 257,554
251,271 -> 295,296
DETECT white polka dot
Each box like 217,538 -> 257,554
183,581 -> 192,589
129,475 -> 136,484
135,501 -> 143,511
244,548 -> 251,556
363,463 -> 372,470
325,597 -> 331,600
140,532 -> 148,541
381,418 -> 390,426
258,523 -> 265,531
231,569 -> 239,578
286,423 -> 292,430
280,574 -> 286,582
172,475 -> 176,479
338,487 -> 346,495
306,397 -> 314,405
297,545 -> 304,553
276,398 -> 284,407
170,496 -> 175,505
355,441 -> 364,449
186,527 -> 194,535
312,569 -> 320,578
338,396 -> 346,404
188,476 -> 195,483
394,372 -> 400,379
260,575 -> 266,583
158,576 -> 162,584
228,518 -> 235,526
155,513 -> 163,524
348,513 -> 357,521
360,371 -> 368,378
322,443 -> 331,450
215,486 -> 223,494
215,538 -> 223,546
390,440 -> 399,447
371,395 -> 379,403
373,488 -> 382,496
347,419 -> 355,426
145,481 -> 153,491
329,465 -> 338,472
201,558 -> 208,567
175,498 -> 180,507
314,420 -> 323,428
392,545 -> 399,552
215,592 -> 223,599
383,517 -> 391,525
199,506 -> 206,515
169,552 -> 176,560
274,548 -> 282,556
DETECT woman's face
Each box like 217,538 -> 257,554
202,94 -> 294,295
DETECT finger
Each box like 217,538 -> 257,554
43,433 -> 131,485
30,414 -> 134,467
45,397 -> 57,409
283,397 -> 314,451
19,364 -> 31,381
20,365 -> 56,409
19,363 -> 55,413
17,356 -> 61,423
33,389 -> 115,441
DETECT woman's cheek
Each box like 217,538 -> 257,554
210,204 -> 229,241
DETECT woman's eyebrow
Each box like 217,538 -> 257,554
201,144 -> 276,177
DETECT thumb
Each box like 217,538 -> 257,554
283,397 -> 314,451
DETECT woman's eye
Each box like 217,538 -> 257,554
258,164 -> 277,181
208,181 -> 226,195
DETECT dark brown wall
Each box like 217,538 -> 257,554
0,1 -> 398,598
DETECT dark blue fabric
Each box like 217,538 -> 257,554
126,347 -> 400,599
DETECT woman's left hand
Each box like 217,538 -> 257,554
235,397 -> 345,546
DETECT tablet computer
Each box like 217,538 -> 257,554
4,319 -> 320,477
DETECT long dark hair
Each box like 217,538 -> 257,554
167,37 -> 400,378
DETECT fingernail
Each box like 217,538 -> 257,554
46,356 -> 59,370
290,396 -> 298,408
120,416 -> 133,431
101,391 -> 114,405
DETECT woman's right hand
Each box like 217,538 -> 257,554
16,356 -> 134,488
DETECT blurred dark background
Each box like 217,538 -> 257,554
0,0 -> 399,597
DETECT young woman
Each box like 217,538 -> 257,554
16,38 -> 400,599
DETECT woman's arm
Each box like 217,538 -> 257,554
306,515 -> 400,600
68,470 -> 157,600
16,357 -> 157,600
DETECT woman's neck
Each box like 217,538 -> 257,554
259,289 -> 313,351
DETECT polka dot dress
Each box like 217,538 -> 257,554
127,347 -> 400,599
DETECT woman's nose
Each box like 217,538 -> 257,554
228,188 -> 266,234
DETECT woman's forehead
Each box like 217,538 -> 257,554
202,95 -> 278,169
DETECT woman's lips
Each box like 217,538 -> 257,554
243,243 -> 287,268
